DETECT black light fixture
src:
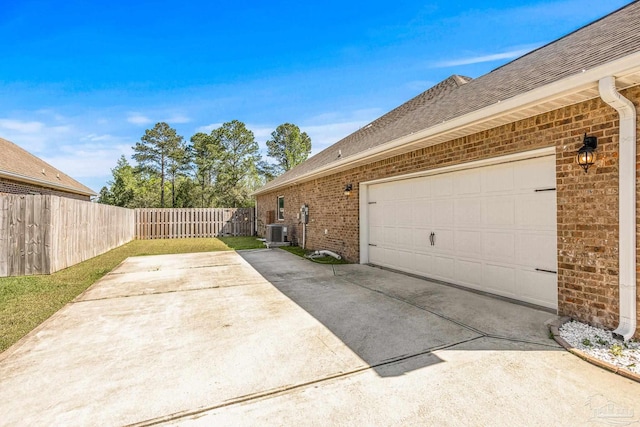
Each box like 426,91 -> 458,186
576,133 -> 598,173
344,183 -> 353,196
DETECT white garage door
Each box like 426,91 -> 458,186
367,155 -> 557,309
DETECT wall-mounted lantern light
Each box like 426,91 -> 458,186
344,183 -> 353,196
576,133 -> 598,173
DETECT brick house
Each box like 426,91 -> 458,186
253,3 -> 640,339
0,137 -> 95,201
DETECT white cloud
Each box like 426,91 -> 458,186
81,133 -> 114,142
127,113 -> 153,125
0,118 -> 45,133
195,122 -> 223,133
433,46 -> 539,68
0,118 -> 73,153
165,114 -> 191,124
127,112 -> 191,126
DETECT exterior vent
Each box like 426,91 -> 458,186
266,224 -> 287,243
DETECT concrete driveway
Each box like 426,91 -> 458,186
0,249 -> 638,426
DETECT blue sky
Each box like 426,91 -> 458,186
0,0 -> 632,193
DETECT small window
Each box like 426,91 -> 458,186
277,196 -> 284,221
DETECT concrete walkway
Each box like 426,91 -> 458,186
0,249 -> 638,426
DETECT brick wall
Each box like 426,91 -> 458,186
0,177 -> 90,201
257,86 -> 640,337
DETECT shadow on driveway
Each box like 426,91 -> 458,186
238,249 -> 562,378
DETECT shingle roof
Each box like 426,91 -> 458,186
256,1 -> 640,194
0,137 -> 96,196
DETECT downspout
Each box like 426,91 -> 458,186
598,76 -> 637,341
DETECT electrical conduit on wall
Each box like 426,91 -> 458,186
598,76 -> 637,341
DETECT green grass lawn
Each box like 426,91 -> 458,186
280,246 -> 348,264
218,236 -> 266,250
0,237 -> 264,353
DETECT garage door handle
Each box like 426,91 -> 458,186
535,268 -> 557,274
430,232 -> 435,246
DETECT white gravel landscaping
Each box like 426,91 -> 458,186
559,321 -> 640,375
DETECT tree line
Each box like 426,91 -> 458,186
98,120 -> 311,208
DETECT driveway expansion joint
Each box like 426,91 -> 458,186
107,263 -> 244,275
124,336 -> 486,427
73,282 -> 269,303
342,277 -> 486,337
341,277 -> 562,349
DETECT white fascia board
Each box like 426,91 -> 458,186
0,170 -> 96,196
253,51 -> 640,196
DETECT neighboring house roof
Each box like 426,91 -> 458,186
254,1 -> 640,195
0,137 -> 96,196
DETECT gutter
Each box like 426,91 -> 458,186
253,51 -> 640,196
598,76 -> 637,341
0,170 -> 96,197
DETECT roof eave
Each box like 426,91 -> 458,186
253,50 -> 640,196
0,170 -> 97,197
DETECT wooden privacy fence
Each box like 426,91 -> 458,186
0,194 -> 135,277
135,208 -> 254,239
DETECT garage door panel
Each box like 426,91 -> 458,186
517,270 -> 557,308
432,200 -> 454,226
516,193 -> 556,229
517,232 -> 557,270
455,259 -> 482,286
396,227 -> 414,248
413,228 -> 431,251
383,227 -> 399,246
369,226 -> 383,245
455,230 -> 482,258
412,199 -> 432,227
368,185 -> 383,201
514,157 -> 556,190
483,264 -> 516,297
367,154 -> 557,310
432,175 -> 453,197
383,202 -> 397,226
455,198 -> 482,225
370,204 -> 383,226
414,252 -> 433,275
485,198 -> 515,227
432,256 -> 455,281
483,164 -> 514,193
433,229 -> 454,253
390,249 -> 414,271
454,170 -> 482,195
369,246 -> 385,266
396,181 -> 414,200
483,231 -> 515,263
412,176 -> 431,197
372,183 -> 391,200
396,200 -> 413,225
